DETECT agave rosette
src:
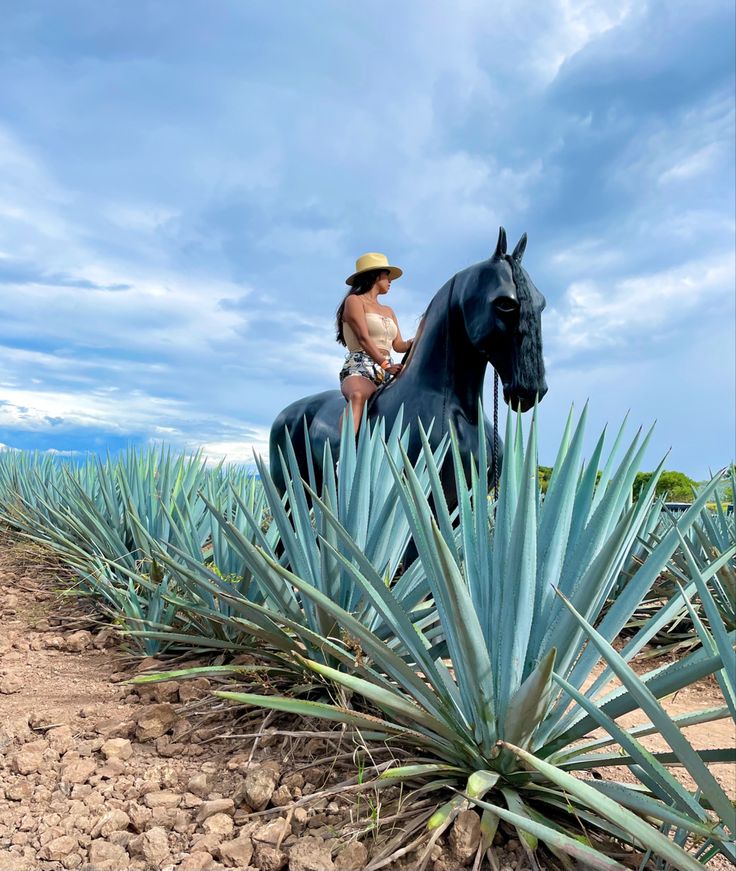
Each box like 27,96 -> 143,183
137,407 -> 449,666
215,406 -> 735,869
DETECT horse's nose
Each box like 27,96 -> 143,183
504,382 -> 548,412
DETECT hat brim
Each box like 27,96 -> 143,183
346,265 -> 403,286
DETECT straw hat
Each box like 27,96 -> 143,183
346,252 -> 403,286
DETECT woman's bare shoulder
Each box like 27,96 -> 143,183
343,295 -> 364,312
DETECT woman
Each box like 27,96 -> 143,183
336,252 -> 413,434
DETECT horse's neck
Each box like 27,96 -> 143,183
404,284 -> 487,418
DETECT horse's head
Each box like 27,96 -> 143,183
455,227 -> 547,412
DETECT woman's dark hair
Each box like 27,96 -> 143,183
335,269 -> 384,346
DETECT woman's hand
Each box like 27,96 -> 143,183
386,363 -> 403,376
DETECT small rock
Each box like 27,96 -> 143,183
154,734 -> 185,757
6,780 -> 33,801
244,765 -> 279,811
92,626 -> 117,648
129,826 -> 171,869
150,806 -> 179,828
202,812 -> 234,837
288,835 -> 335,871
60,757 -> 96,785
136,655 -> 162,672
196,798 -> 235,822
334,841 -> 368,871
0,674 -> 23,694
281,773 -> 305,790
144,790 -> 181,809
98,757 -> 127,778
38,835 -> 78,861
187,773 -> 211,799
90,809 -> 131,838
88,838 -> 130,870
12,749 -> 44,775
151,680 -> 180,703
431,845 -> 457,871
94,717 -> 135,739
101,737 -> 133,760
63,630 -> 93,652
219,836 -> 254,868
45,725 -> 76,753
182,792 -> 204,808
271,785 -> 293,807
449,809 -> 481,864
179,851 -> 217,870
106,831 -> 132,848
292,807 -> 309,835
174,809 -> 192,833
178,677 -> 211,703
254,817 -> 290,846
190,833 -> 221,855
43,634 -> 65,649
135,703 -> 178,741
127,802 -> 153,833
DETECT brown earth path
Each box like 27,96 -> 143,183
0,532 -> 371,871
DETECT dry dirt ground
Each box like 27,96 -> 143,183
0,529 -> 733,871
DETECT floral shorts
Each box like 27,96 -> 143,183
339,351 -> 393,387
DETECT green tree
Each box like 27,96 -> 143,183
633,469 -> 696,503
538,465 -> 552,494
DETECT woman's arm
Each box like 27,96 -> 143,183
343,296 -> 391,365
388,309 -> 413,354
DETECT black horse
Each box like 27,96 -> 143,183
269,227 -> 547,496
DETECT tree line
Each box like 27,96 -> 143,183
536,465 -> 724,503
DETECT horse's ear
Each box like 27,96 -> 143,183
512,233 -> 527,263
493,226 -> 507,259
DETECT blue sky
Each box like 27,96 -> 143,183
0,0 -> 733,478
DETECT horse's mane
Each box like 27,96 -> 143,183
508,256 -> 544,393
382,278 -> 449,386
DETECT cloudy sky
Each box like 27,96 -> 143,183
0,0 -> 733,478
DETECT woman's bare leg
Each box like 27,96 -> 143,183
340,375 -> 377,435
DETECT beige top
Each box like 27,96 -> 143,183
344,311 -> 398,355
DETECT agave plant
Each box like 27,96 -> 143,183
0,447 -> 274,653
129,407 -> 448,665
625,470 -> 736,658
215,405 -> 735,869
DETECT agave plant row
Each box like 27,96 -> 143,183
0,406 -> 733,869
620,465 -> 736,659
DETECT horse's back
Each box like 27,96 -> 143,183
269,389 -> 344,492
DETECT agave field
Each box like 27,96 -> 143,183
0,405 -> 733,870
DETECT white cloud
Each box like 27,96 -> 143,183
658,143 -> 722,185
0,386 -> 186,433
546,253 -> 735,361
541,0 -> 636,81
196,433 -> 271,467
609,89 -> 734,195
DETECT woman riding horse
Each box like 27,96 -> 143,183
269,228 -> 547,501
336,252 -> 414,435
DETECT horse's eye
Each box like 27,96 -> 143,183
494,298 -> 519,317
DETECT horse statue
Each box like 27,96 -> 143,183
269,227 -> 547,497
